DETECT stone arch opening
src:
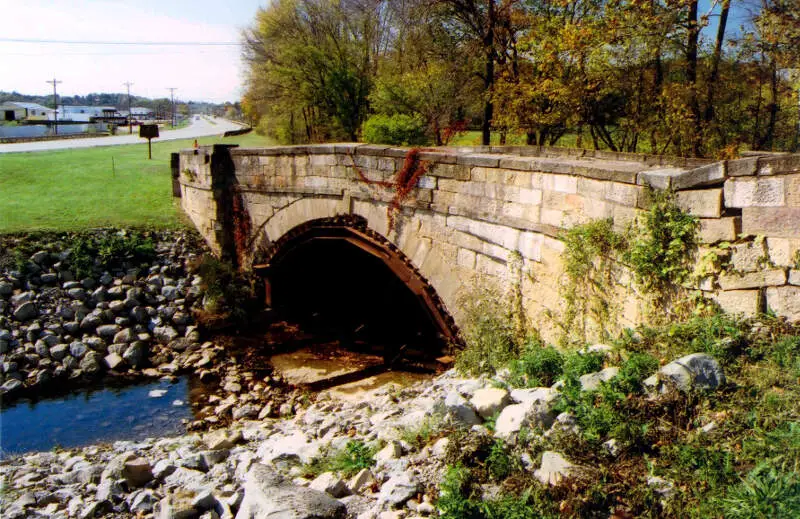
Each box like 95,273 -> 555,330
254,215 -> 460,362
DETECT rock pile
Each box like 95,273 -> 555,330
0,350 -> 727,519
0,231 -> 208,399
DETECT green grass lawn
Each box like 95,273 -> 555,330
0,132 -> 274,233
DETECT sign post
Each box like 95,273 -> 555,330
139,124 -> 159,159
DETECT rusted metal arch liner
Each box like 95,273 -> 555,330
253,214 -> 462,348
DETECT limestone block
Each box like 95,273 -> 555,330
767,238 -> 800,267
416,176 -> 436,189
427,163 -> 470,180
605,182 -> 640,207
541,208 -> 565,228
787,175 -> 800,207
500,202 -> 541,223
612,205 -> 640,231
309,154 -> 336,167
699,217 -> 740,244
789,270 -> 800,286
758,155 -> 800,176
742,207 -> 800,238
518,232 -> 543,262
476,254 -> 507,278
551,175 -> 578,194
457,154 -> 500,168
730,242 -> 767,272
446,215 -> 520,250
457,248 -> 476,269
637,168 -> 685,189
724,177 -> 785,208
584,199 -> 613,220
727,157 -> 758,177
676,189 -> 723,218
710,290 -> 760,317
718,269 -> 786,290
766,286 -> 800,320
674,162 -> 727,190
576,177 -> 607,198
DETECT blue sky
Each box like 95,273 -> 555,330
0,0 -> 267,102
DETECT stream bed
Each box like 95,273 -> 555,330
0,376 -> 192,459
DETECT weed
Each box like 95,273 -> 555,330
625,188 -> 699,319
560,218 -> 626,344
561,350 -> 606,380
485,439 -> 512,481
192,254 -> 255,326
438,463 -> 479,519
507,342 -> 564,387
455,283 -> 520,376
399,409 -> 447,451
303,440 -> 376,478
69,231 -> 156,278
716,463 -> 800,519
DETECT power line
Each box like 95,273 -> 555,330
0,38 -> 240,46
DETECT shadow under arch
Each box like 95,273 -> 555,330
253,214 -> 461,360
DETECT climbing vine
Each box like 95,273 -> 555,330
558,188 -> 700,343
624,188 -> 699,320
231,190 -> 252,268
349,148 -> 430,231
559,218 -> 627,345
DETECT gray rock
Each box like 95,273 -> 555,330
96,479 -> 126,503
80,314 -> 103,330
40,273 -> 58,284
13,302 -> 38,321
123,457 -> 154,487
70,341 -> 88,359
50,344 -> 68,361
113,328 -> 135,344
0,281 -> 13,297
68,288 -> 87,300
235,464 -> 346,519
129,490 -> 159,514
310,472 -> 350,498
645,353 -> 725,393
347,469 -> 376,494
444,391 -> 481,426
155,325 -> 180,343
1,378 -> 23,394
123,341 -> 148,369
495,400 -> 555,440
96,324 -> 121,339
579,367 -> 620,391
156,493 -> 198,519
79,351 -> 104,375
378,474 -> 419,507
104,353 -> 126,371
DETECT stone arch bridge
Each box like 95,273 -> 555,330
178,144 -> 800,345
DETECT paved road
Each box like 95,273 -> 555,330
0,117 -> 244,154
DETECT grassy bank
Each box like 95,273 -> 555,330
0,132 -> 274,233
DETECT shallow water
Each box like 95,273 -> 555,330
0,377 -> 192,459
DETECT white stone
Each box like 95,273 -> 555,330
533,451 -> 580,486
469,387 -> 511,419
579,367 -> 620,391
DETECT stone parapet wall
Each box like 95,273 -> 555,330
179,144 -> 800,341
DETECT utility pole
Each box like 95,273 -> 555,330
123,81 -> 134,134
46,77 -> 62,135
167,87 -> 177,128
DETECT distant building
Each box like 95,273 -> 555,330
0,102 -> 55,121
58,106 -> 119,123
129,107 -> 155,121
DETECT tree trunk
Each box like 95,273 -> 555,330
686,0 -> 702,156
481,0 -> 496,146
702,0 -> 730,152
759,59 -> 780,150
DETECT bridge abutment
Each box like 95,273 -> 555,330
179,144 -> 800,343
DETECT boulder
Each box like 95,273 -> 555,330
235,463 -> 346,519
495,400 -> 555,440
469,387 -> 511,419
123,457 -> 154,488
644,353 -> 725,393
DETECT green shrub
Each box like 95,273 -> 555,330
485,439 -> 512,481
612,352 -> 660,395
303,440 -> 376,478
562,350 -> 606,380
362,113 -> 428,146
508,342 -> 564,387
69,231 -> 156,278
455,286 -> 520,376
717,464 -> 800,519
625,188 -> 699,316
438,464 -> 479,519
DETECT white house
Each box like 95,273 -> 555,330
58,105 -> 119,122
0,102 -> 55,121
